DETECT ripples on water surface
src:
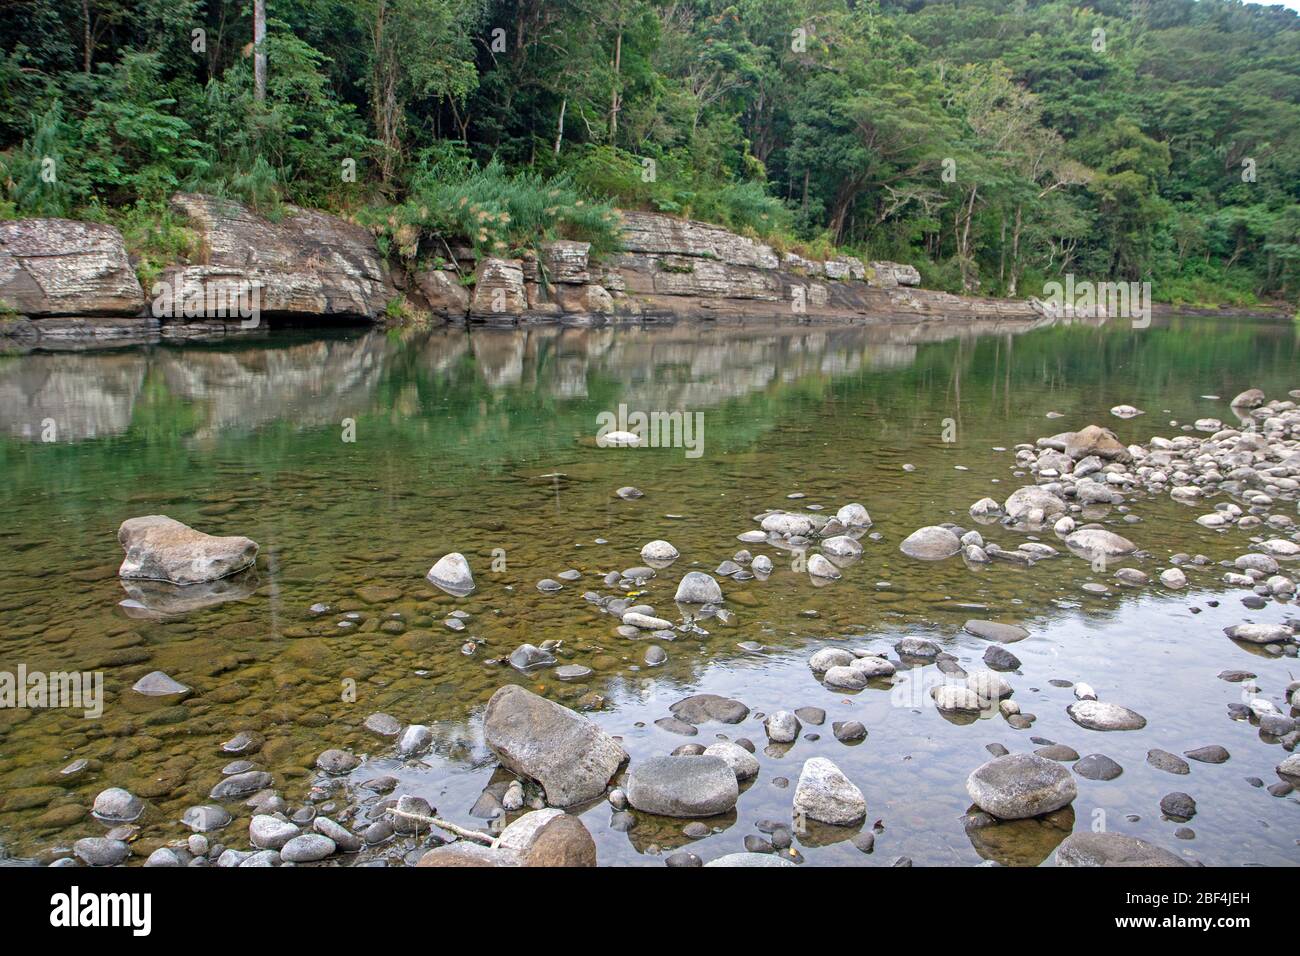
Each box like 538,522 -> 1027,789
1,314 -> 1297,866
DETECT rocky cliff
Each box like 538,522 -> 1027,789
0,198 -> 1047,348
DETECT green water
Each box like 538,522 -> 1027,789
1,313 -> 1297,866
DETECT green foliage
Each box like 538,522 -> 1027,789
0,0 -> 1296,308
367,147 -> 621,261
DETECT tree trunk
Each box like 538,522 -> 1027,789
253,0 -> 266,101
82,0 -> 92,73
554,98 -> 566,155
609,31 -> 622,140
1009,204 -> 1023,297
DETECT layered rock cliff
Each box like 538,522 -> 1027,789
0,196 -> 1048,347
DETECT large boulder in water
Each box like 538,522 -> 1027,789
966,753 -> 1077,820
1003,486 -> 1066,521
674,571 -> 723,604
0,219 -> 145,316
483,685 -> 627,807
793,757 -> 866,825
118,515 -> 258,585
426,552 -> 474,596
899,526 -> 960,560
1065,425 -> 1130,462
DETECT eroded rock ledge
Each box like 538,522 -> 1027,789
1,196 -> 1047,347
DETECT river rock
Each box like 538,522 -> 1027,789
793,756 -> 865,825
821,535 -> 862,559
1160,568 -> 1187,589
669,694 -> 749,724
899,526 -> 960,560
1224,623 -> 1292,645
1073,753 -> 1123,781
807,553 -> 841,578
1004,486 -> 1066,521
396,724 -> 432,756
1067,700 -> 1147,731
509,643 -> 557,673
704,852 -> 796,867
497,808 -> 597,866
809,647 -> 855,672
965,619 -> 1030,643
181,804 -> 231,832
625,755 -> 739,817
1230,388 -> 1266,408
703,742 -> 760,781
280,834 -> 335,862
1065,529 -> 1137,557
983,645 -> 1021,670
640,540 -> 679,563
483,685 -> 627,807
836,503 -> 871,527
932,685 -> 984,712
965,753 -> 1077,820
1065,425 -> 1130,461
73,837 -> 131,866
250,814 -> 299,849
117,515 -> 257,585
1056,832 -> 1187,866
426,552 -> 474,596
674,571 -> 723,604
823,665 -> 868,690
91,787 -> 144,823
764,710 -> 801,743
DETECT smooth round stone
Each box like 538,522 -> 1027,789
806,647 -> 857,671
1065,529 -> 1137,556
703,741 -> 760,781
1067,700 -> 1146,731
823,665 -> 868,690
644,646 -> 667,666
899,526 -> 960,560
280,834 -> 336,863
556,664 -> 593,681
73,837 -> 131,866
1160,792 -> 1196,820
222,760 -> 256,775
396,724 -> 433,756
625,756 -> 739,817
965,753 -> 1077,820
557,569 -> 582,581
964,620 -> 1029,643
250,814 -> 300,849
641,540 -> 679,563
1073,754 -> 1123,781
983,645 -> 1021,671
182,804 -> 232,832
316,749 -> 359,774
1224,623 -> 1292,645
92,787 -> 144,823
1184,745 -> 1229,764
1055,832 -> 1188,867
364,713 -> 402,737
932,685 -> 983,712
144,848 -> 182,867
832,721 -> 866,742
674,571 -> 724,604
764,711 -> 801,743
426,552 -> 475,596
221,731 -> 262,754
616,486 -> 643,499
536,579 -> 563,593
131,670 -> 191,697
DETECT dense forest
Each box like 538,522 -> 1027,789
1,0 -> 1297,307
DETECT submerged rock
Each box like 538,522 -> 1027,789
426,552 -> 475,596
117,515 -> 258,585
483,685 -> 627,807
1055,832 -> 1187,867
966,753 -> 1077,820
1065,529 -> 1137,557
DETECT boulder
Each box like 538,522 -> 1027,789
899,526 -> 961,560
166,192 -> 393,319
414,269 -> 469,318
469,258 -> 527,317
674,571 -> 723,604
1003,486 -> 1067,521
1055,832 -> 1188,867
426,552 -> 474,596
0,219 -> 145,315
793,757 -> 866,825
966,753 -> 1077,820
1224,623 -> 1292,645
118,515 -> 258,585
1065,425 -> 1130,462
625,755 -> 739,817
482,685 -> 627,807
1067,700 -> 1147,731
497,808 -> 597,866
1065,528 -> 1137,557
